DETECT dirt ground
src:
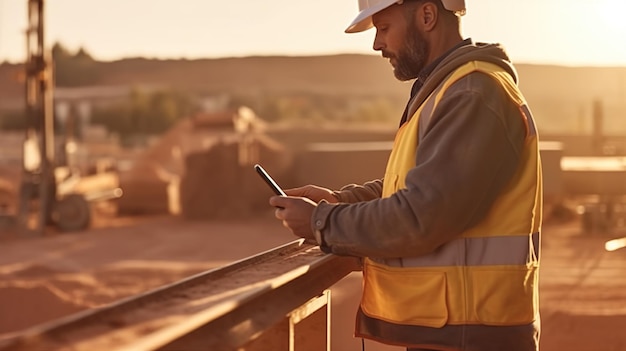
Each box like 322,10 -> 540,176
0,210 -> 625,351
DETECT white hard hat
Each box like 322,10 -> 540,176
345,0 -> 466,33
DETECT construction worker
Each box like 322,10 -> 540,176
269,0 -> 542,350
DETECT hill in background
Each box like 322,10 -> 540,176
1,54 -> 625,134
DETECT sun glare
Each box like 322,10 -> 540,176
595,0 -> 626,65
564,0 -> 626,65
598,0 -> 626,33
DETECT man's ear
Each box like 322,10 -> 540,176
419,2 -> 439,32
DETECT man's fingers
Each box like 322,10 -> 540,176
269,195 -> 288,209
284,186 -> 306,196
274,207 -> 284,220
269,196 -> 316,241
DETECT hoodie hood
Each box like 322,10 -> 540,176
443,42 -> 517,81
406,42 -> 518,120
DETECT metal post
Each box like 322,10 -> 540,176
591,98 -> 604,155
21,0 -> 55,234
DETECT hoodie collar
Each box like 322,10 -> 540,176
399,38 -> 473,127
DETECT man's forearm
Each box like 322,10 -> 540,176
334,179 -> 383,203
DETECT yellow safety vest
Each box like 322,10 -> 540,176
361,61 -> 542,327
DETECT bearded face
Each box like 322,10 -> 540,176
390,17 -> 430,81
393,31 -> 429,79
373,3 -> 432,82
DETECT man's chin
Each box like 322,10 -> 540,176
393,69 -> 412,82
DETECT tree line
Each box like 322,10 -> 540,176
1,43 -> 403,138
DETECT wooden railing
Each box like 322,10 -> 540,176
0,240 -> 360,351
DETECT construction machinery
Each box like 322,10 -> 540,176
14,0 -> 121,234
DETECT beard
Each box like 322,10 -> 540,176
386,25 -> 429,81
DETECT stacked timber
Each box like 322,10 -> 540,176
180,133 -> 292,220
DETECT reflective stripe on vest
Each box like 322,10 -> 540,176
361,61 -> 542,328
371,231 -> 540,267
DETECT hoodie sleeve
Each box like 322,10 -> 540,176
310,72 -> 528,258
332,179 -> 384,203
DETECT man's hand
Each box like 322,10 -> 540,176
270,195 -> 318,242
284,185 -> 338,204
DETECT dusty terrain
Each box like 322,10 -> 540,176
0,210 -> 625,351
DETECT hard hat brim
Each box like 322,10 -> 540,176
345,0 -> 400,33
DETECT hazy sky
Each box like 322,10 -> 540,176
0,0 -> 625,66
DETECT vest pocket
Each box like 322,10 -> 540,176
470,265 -> 538,325
361,260 -> 449,328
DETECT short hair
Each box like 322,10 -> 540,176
403,0 -> 459,24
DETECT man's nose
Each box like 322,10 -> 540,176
373,30 -> 384,51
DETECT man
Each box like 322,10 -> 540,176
269,0 -> 542,350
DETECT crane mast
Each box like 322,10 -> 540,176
20,0 -> 55,234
